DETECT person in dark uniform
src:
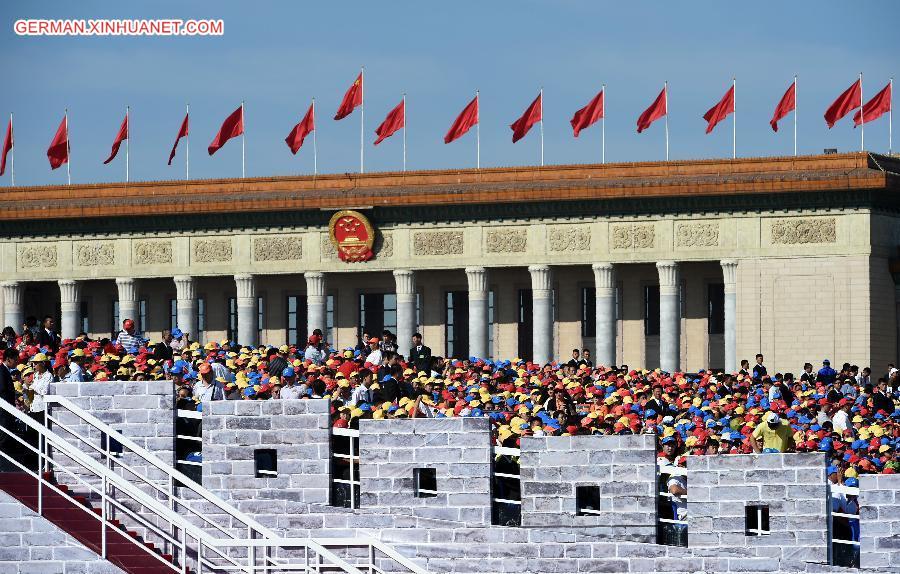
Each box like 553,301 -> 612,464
0,348 -> 19,470
408,333 -> 432,373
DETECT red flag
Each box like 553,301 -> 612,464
168,113 -> 189,165
47,115 -> 69,170
334,73 -> 363,121
854,82 -> 892,126
824,79 -> 861,128
0,118 -> 11,177
770,81 -> 796,132
702,84 -> 735,134
374,100 -> 405,146
571,89 -> 604,137
103,113 -> 129,164
286,103 -> 315,154
637,87 -> 667,133
510,92 -> 542,143
208,105 -> 244,156
444,96 -> 479,144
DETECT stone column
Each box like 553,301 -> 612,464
1,281 -> 24,333
304,272 -> 326,337
528,265 -> 554,365
173,276 -> 197,340
115,278 -> 139,330
465,267 -> 489,359
656,261 -> 680,373
58,279 -> 81,341
592,263 -> 616,368
393,270 -> 416,358
720,260 -> 738,373
234,274 -> 257,347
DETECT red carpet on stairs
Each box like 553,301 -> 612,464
0,472 -> 189,574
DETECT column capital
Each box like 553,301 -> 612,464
528,265 -> 553,293
465,267 -> 488,294
393,269 -> 416,295
174,275 -> 196,300
115,277 -> 138,302
720,259 -> 738,293
234,274 -> 256,299
304,272 -> 326,297
656,261 -> 680,295
1,282 -> 23,306
591,263 -> 615,290
58,279 -> 81,303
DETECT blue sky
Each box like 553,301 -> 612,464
1,0 -> 897,186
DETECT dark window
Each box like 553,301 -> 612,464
488,290 -> 495,358
137,299 -> 147,334
111,301 -> 119,338
79,300 -> 89,334
581,287 -> 596,337
517,289 -> 533,361
326,294 -> 335,345
745,504 -> 770,536
197,297 -> 206,342
413,468 -> 437,498
644,285 -> 660,336
286,295 -> 303,346
257,296 -> 265,343
358,293 -> 397,341
227,297 -> 237,342
708,283 -> 725,335
254,449 -> 277,478
170,298 -> 178,331
575,485 -> 602,516
445,291 -> 469,359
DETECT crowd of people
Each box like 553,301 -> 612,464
1,316 -> 898,496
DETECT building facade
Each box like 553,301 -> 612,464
0,152 -> 897,374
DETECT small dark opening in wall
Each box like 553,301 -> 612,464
255,449 -> 277,478
414,468 -> 437,498
575,485 -> 602,516
745,504 -> 770,536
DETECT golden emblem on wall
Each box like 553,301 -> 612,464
328,210 -> 375,263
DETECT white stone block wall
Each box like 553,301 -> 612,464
519,433 -> 656,540
0,490 -> 126,574
686,452 -> 828,563
201,398 -> 331,526
359,417 -> 493,527
860,472 -> 900,570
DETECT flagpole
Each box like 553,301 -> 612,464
125,105 -> 130,183
185,103 -> 190,181
9,112 -> 14,186
65,108 -> 71,185
601,84 -> 606,164
732,77 -> 736,159
890,78 -> 893,156
359,66 -> 366,173
664,81 -> 669,162
860,73 -> 864,152
241,100 -> 246,178
476,89 -> 480,169
539,87 -> 544,167
793,76 -> 798,157
402,93 -> 407,172
312,99 -> 318,176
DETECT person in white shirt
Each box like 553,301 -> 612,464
832,402 -> 851,433
64,349 -> 86,383
364,337 -> 382,367
350,378 -> 372,406
279,367 -> 305,400
303,335 -> 326,365
192,363 -> 224,403
25,353 -> 53,423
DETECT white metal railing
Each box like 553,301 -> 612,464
491,445 -> 521,526
36,395 -> 427,574
175,408 -> 204,473
657,463 -> 688,527
330,427 -> 360,509
829,483 -> 861,548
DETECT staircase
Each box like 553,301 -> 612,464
0,471 -> 182,574
0,396 -> 427,574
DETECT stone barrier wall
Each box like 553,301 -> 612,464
519,433 -> 656,540
359,417 -> 493,527
859,472 -> 900,570
686,452 -> 828,562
